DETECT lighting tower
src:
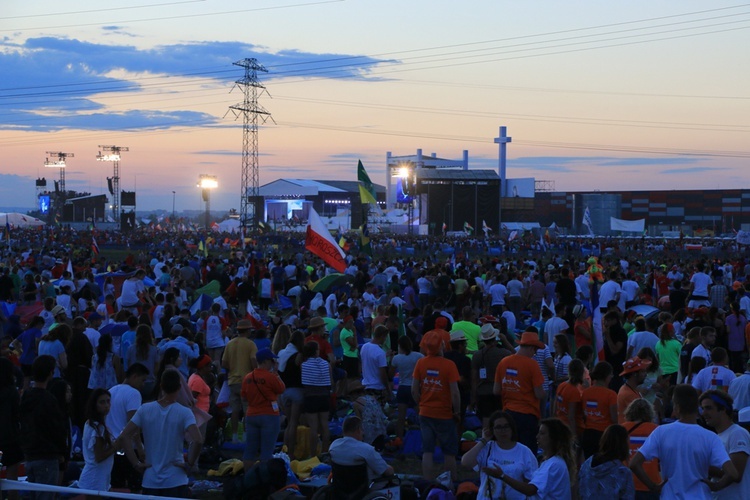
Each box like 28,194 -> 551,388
198,175 -> 218,230
97,145 -> 129,225
44,151 -> 74,196
229,58 -> 272,233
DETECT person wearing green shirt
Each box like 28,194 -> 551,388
340,315 -> 360,395
654,322 -> 682,386
452,306 -> 482,355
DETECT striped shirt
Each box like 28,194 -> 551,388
301,357 -> 331,387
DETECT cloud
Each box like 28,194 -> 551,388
660,166 -> 727,175
505,156 -> 705,174
0,37 -> 392,132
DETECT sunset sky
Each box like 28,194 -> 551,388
2,0 -> 749,212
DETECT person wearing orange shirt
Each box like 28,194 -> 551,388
241,348 -> 285,464
187,355 -> 213,438
581,361 -> 618,458
622,398 -> 661,498
555,359 -> 585,441
493,332 -> 545,452
617,356 -> 650,424
412,330 -> 460,482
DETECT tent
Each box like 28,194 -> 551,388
0,212 -> 45,228
215,219 -> 241,233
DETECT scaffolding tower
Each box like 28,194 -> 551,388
97,145 -> 129,225
229,58 -> 272,232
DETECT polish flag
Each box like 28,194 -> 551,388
305,208 -> 347,273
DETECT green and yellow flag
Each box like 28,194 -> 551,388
357,160 -> 378,206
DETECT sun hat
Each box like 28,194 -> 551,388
308,316 -> 326,330
517,332 -> 545,349
449,330 -> 466,342
479,315 -> 499,325
480,323 -> 498,341
620,356 -> 652,376
236,319 -> 253,331
738,406 -> 750,425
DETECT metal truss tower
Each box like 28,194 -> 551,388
44,151 -> 74,195
97,145 -> 129,225
229,58 -> 272,232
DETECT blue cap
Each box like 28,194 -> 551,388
256,348 -> 278,364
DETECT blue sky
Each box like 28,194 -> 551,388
1,0 -> 749,210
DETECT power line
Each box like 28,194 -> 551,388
0,0 -> 207,20
0,0 -> 346,32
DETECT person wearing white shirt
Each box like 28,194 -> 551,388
691,348 -> 736,394
621,278 -> 641,308
689,263 -> 713,308
698,390 -> 750,499
630,384 -> 736,498
597,271 -> 622,313
729,362 -> 750,411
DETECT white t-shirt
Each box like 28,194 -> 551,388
598,280 -> 622,310
627,331 -> 659,357
529,455 -> 571,500
40,309 -> 55,334
489,283 -> 508,306
691,365 -> 736,394
691,272 -> 712,297
391,351 -> 423,387
474,441 -> 537,500
502,311 -> 517,335
729,373 -> 750,410
84,327 -> 101,349
120,278 -> 142,306
106,383 -> 142,437
360,342 -> 387,390
204,315 -> 225,349
621,280 -> 640,301
78,421 -> 115,491
544,317 -> 568,345
131,401 -> 196,489
714,424 -> 750,499
638,421 -> 730,500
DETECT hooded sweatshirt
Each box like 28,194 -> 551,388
578,455 -> 635,500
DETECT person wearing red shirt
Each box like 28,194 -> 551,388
305,317 -> 334,364
412,330 -> 460,482
493,332 -> 545,452
241,348 -> 285,463
555,359 -> 585,440
580,361 -> 618,458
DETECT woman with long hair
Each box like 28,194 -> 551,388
78,389 -> 120,494
126,325 -> 159,398
622,399 -> 661,497
655,322 -> 681,387
462,410 -> 538,500
483,417 -> 576,499
300,341 -> 331,459
555,359 -> 585,441
88,334 -> 120,390
38,323 -> 70,378
578,424 -> 635,499
271,324 -> 291,355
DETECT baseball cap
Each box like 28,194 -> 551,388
620,356 -> 652,376
51,305 -> 66,317
256,348 -> 279,364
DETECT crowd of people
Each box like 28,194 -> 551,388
1,225 -> 750,499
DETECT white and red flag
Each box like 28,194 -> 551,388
305,208 -> 347,273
